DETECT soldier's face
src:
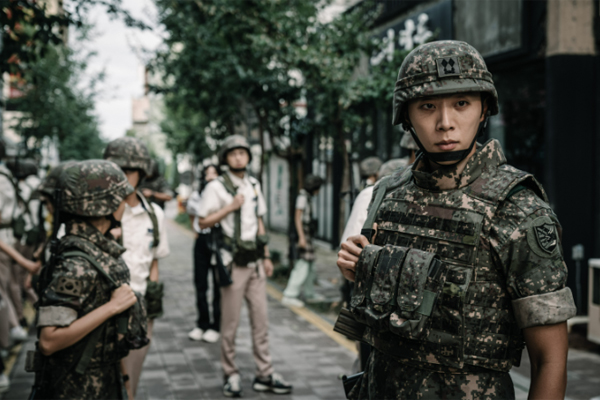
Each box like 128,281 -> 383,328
226,148 -> 249,170
123,169 -> 141,188
407,93 -> 487,165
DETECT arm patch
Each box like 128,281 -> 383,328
54,277 -> 83,296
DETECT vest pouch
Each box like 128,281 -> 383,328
349,244 -> 381,325
233,239 -> 259,266
389,249 -> 447,340
123,292 -> 150,350
364,244 -> 408,331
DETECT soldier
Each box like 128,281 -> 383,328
104,137 -> 170,397
399,130 -> 418,165
36,160 -> 142,399
358,157 -> 382,188
337,41 -> 576,399
197,135 -> 292,397
139,159 -> 174,209
282,173 -> 325,308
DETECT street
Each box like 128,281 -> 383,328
3,215 -> 600,399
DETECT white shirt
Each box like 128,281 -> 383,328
340,185 -> 374,245
295,189 -> 312,224
198,172 -> 267,265
121,196 -> 170,295
186,190 -> 210,234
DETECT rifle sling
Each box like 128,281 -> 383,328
360,179 -> 389,242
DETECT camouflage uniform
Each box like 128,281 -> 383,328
348,41 -> 576,399
37,160 -> 139,399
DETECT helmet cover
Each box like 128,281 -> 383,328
392,40 -> 498,128
378,158 -> 408,178
359,157 -> 383,178
218,135 -> 252,165
304,174 -> 324,193
103,137 -> 152,176
58,160 -> 134,217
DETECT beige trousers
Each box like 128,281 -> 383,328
220,263 -> 273,379
122,319 -> 154,398
9,243 -> 37,320
0,251 -> 19,348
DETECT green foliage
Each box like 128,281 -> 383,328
7,35 -> 106,160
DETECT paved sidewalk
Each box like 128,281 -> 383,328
4,218 -> 356,400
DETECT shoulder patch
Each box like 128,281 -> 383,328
527,216 -> 559,258
54,277 -> 83,296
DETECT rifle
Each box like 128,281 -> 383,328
27,188 -> 62,400
209,226 -> 232,287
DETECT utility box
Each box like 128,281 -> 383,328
588,259 -> 600,344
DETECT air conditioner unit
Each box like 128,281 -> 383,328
588,259 -> 600,345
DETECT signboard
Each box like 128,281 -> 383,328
370,0 -> 453,66
266,155 -> 289,231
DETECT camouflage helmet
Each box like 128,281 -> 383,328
218,135 -> 252,165
58,160 -> 134,217
148,159 -> 160,179
304,174 -> 324,193
378,158 -> 408,179
392,40 -> 499,128
359,157 -> 382,178
103,137 -> 152,177
400,131 -> 419,150
37,161 -> 76,201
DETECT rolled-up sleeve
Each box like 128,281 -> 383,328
501,209 -> 576,329
37,259 -> 95,327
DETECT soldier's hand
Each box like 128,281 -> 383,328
142,188 -> 153,198
110,227 -> 122,240
109,284 -> 137,315
298,236 -> 307,249
263,258 -> 274,277
230,194 -> 245,211
337,234 -> 371,282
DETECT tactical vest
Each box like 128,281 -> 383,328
351,163 -> 546,373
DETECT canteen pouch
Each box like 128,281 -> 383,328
389,249 -> 448,340
232,239 -> 259,266
145,280 -> 164,319
364,244 -> 409,331
256,234 -> 269,258
349,244 -> 381,325
122,292 -> 149,350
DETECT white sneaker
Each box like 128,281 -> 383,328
0,373 -> 10,394
202,329 -> 220,343
10,326 -> 28,342
188,327 -> 204,341
223,373 -> 242,397
281,296 -> 305,308
305,293 -> 327,303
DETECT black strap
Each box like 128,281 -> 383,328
360,179 -> 390,242
138,192 -> 160,248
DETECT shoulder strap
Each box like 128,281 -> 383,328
219,174 -> 242,244
138,192 -> 160,248
219,174 -> 238,197
62,250 -> 119,289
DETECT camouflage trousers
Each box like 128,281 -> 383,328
45,361 -> 123,399
350,349 -> 515,400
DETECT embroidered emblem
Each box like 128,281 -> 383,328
55,278 -> 83,296
534,224 -> 558,254
436,56 -> 461,77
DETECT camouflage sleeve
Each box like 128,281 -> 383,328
493,189 -> 576,329
37,257 -> 98,327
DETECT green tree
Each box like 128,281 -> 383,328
7,33 -> 106,160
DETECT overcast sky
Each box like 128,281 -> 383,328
77,0 -> 163,141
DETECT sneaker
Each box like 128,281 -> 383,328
202,329 -> 220,343
281,296 -> 304,308
223,374 -> 242,398
0,373 -> 10,394
188,327 -> 204,341
10,326 -> 28,342
305,293 -> 327,303
252,373 -> 292,394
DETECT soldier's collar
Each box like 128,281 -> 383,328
412,139 -> 507,191
64,220 -> 126,258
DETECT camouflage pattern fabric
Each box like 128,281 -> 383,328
103,137 -> 152,176
350,349 -> 515,400
59,160 -> 134,217
38,220 -> 132,399
303,174 -> 324,193
218,134 -> 252,165
392,40 -> 499,127
37,161 -> 76,201
359,157 -> 382,178
378,158 -> 408,179
138,176 -> 173,209
354,139 -> 575,393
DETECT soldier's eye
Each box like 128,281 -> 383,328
456,101 -> 468,107
421,103 -> 434,110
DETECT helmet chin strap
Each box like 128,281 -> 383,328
229,166 -> 247,173
408,113 -> 489,167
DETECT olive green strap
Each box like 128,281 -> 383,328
360,179 -> 389,242
62,251 -> 119,289
74,326 -> 103,374
220,174 -> 242,248
139,192 -> 160,248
